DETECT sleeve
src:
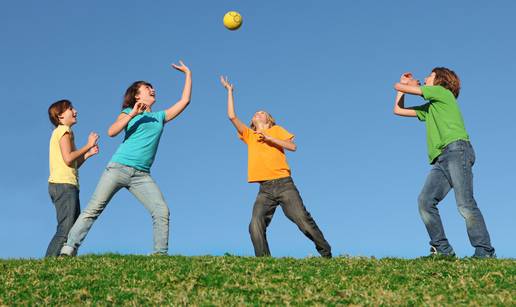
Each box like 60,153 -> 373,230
411,103 -> 430,122
158,110 -> 166,123
272,126 -> 294,140
421,85 -> 446,102
237,126 -> 252,144
55,125 -> 71,140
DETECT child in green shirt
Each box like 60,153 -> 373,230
393,67 -> 495,258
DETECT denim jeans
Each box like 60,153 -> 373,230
249,176 -> 332,257
46,183 -> 80,257
418,140 -> 495,257
62,162 -> 170,255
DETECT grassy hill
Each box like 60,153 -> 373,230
1,255 -> 514,305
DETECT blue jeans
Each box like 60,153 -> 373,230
62,162 -> 169,254
418,140 -> 495,257
46,183 -> 80,257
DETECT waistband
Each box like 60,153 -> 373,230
259,176 -> 293,186
442,139 -> 472,152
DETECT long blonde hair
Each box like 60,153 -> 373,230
250,111 -> 276,131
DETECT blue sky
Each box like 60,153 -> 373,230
1,0 -> 515,259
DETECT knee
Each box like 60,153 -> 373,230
152,202 -> 170,219
457,203 -> 478,219
418,193 -> 435,212
249,218 -> 264,236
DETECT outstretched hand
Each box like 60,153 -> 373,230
172,60 -> 191,74
220,75 -> 234,91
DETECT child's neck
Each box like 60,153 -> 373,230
255,123 -> 270,132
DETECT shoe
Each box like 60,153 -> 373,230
59,245 -> 76,257
420,246 -> 456,259
472,253 -> 496,259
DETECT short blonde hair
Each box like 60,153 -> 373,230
250,111 -> 276,131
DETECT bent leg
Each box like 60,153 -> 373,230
278,183 -> 332,258
62,165 -> 127,253
418,164 -> 454,255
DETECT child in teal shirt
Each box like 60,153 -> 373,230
393,67 -> 495,258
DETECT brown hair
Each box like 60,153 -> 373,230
122,81 -> 153,109
249,111 -> 276,131
432,67 -> 461,98
48,99 -> 72,127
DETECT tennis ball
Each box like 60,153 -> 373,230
223,11 -> 243,31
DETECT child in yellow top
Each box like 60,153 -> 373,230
46,99 -> 99,257
221,76 -> 332,257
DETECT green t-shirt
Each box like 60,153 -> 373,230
110,108 -> 166,172
413,85 -> 469,164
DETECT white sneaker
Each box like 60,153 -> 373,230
60,245 -> 76,256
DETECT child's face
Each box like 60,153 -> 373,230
59,106 -> 77,126
252,111 -> 269,126
135,84 -> 156,106
424,72 -> 436,86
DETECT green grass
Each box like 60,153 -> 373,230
1,255 -> 514,305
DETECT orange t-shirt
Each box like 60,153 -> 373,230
238,125 -> 294,182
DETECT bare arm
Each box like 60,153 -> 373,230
220,76 -> 247,134
107,102 -> 147,137
393,91 -> 417,117
76,145 -> 99,168
165,61 -> 192,123
257,133 -> 297,152
394,83 -> 423,96
60,132 -> 99,167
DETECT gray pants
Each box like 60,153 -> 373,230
46,183 -> 80,257
249,177 -> 332,257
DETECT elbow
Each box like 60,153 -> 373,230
290,144 -> 297,152
63,157 -> 74,167
394,83 -> 402,91
107,128 -> 117,138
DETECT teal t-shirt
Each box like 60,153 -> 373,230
413,85 -> 469,164
110,108 -> 166,172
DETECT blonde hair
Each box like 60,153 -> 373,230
250,111 -> 276,131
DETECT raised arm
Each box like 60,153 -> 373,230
220,76 -> 247,135
393,72 -> 419,117
165,61 -> 192,123
107,102 -> 147,137
393,91 -> 417,117
60,132 -> 99,167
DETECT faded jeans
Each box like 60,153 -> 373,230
46,183 -> 80,257
418,140 -> 495,257
62,162 -> 169,254
249,176 -> 332,257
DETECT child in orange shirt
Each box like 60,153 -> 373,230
220,76 -> 332,258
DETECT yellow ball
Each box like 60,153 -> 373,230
223,11 -> 243,31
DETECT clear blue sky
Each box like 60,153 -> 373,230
1,1 -> 514,259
